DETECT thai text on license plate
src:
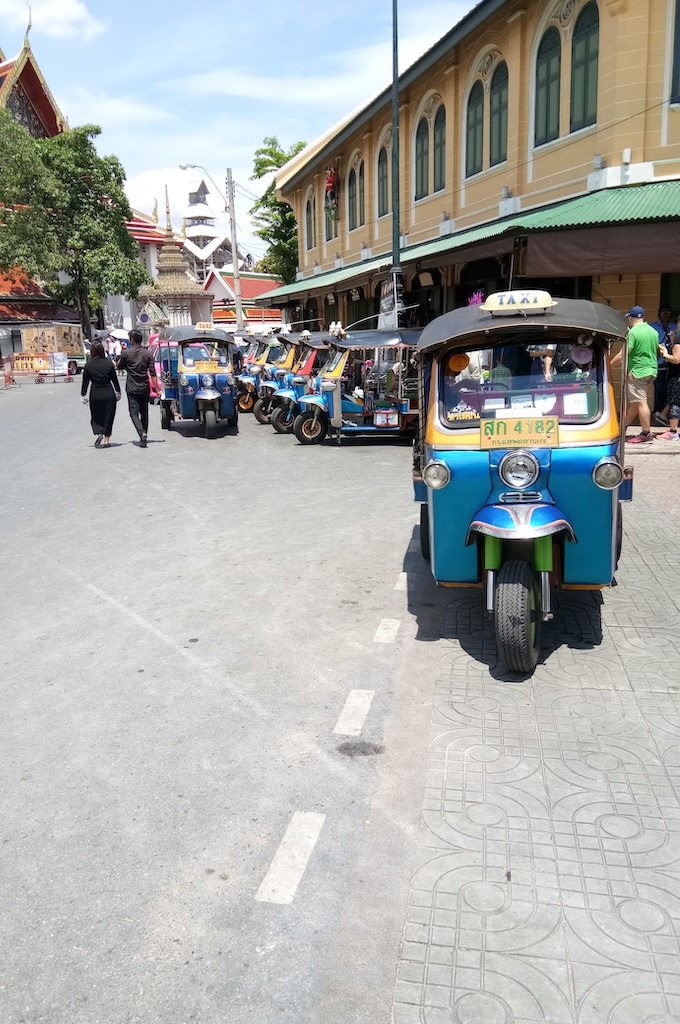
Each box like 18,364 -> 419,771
480,416 -> 559,448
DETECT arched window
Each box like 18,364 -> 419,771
490,62 -> 509,166
305,195 -> 315,250
535,27 -> 561,146
466,81 -> 484,177
570,2 -> 599,132
378,146 -> 389,216
433,105 -> 446,192
415,118 -> 429,200
348,168 -> 357,231
358,161 -> 365,226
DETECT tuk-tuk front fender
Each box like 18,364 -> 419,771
298,395 -> 327,412
194,388 -> 221,403
466,503 -> 576,545
275,388 -> 296,403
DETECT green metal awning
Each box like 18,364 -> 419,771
253,180 -> 680,304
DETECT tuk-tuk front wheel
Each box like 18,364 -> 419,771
238,391 -> 255,413
204,408 -> 218,439
271,406 -> 294,434
419,504 -> 430,563
253,397 -> 272,425
494,559 -> 541,674
293,410 -> 327,445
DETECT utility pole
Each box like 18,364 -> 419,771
390,0 -> 402,328
225,167 -> 245,332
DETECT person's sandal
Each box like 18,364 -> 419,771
94,434 -> 103,447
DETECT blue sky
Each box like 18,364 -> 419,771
0,0 -> 476,262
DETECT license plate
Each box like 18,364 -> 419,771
480,416 -> 559,448
194,361 -> 219,372
375,410 -> 399,427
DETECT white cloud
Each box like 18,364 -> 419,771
0,0 -> 107,42
56,86 -> 173,128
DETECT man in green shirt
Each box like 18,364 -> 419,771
610,305 -> 659,444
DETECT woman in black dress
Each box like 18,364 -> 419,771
80,342 -> 121,447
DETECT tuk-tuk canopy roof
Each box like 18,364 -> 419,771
417,296 -> 628,353
281,331 -> 332,350
333,328 -> 422,351
159,325 -> 233,345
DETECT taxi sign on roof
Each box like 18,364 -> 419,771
479,290 -> 557,316
195,322 -> 214,330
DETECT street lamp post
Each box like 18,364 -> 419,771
179,162 -> 245,332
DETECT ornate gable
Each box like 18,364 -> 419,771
0,43 -> 67,138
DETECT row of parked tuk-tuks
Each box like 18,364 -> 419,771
153,290 -> 632,676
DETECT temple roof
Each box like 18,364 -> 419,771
127,209 -> 182,248
204,269 -> 283,303
140,188 -> 204,300
0,42 -> 67,137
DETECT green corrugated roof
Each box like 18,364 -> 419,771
254,181 -> 680,303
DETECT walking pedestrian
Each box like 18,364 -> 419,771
610,305 -> 659,444
650,304 -> 677,425
656,331 -> 680,441
80,341 -> 121,447
116,329 -> 159,448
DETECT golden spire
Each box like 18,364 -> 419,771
165,184 -> 171,232
151,199 -> 158,225
23,4 -> 32,48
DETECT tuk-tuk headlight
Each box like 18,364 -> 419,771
499,451 -> 539,489
225,373 -> 235,386
179,374 -> 189,387
292,376 -> 306,385
593,458 -> 623,490
202,374 -> 214,388
423,460 -> 451,490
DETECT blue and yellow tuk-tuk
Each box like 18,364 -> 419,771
269,332 -> 331,434
414,290 -> 631,674
236,337 -> 282,413
252,337 -> 303,424
158,323 -> 239,439
292,329 -> 421,444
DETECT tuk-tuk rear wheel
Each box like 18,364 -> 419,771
238,392 -> 255,413
271,406 -> 294,434
494,559 -> 541,674
293,410 -> 327,445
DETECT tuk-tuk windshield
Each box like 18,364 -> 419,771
181,343 -> 230,367
441,336 -> 602,428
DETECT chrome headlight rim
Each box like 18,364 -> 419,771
499,450 -> 540,490
423,459 -> 451,490
201,374 -> 215,388
178,373 -> 189,387
592,457 -> 623,490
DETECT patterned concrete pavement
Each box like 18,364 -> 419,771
394,454 -> 680,1024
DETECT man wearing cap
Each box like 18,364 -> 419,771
610,305 -> 659,443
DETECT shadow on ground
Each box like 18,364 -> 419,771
404,526 -> 604,679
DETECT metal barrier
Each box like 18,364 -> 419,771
9,352 -> 74,384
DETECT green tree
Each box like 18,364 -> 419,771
38,125 -> 149,338
249,136 -> 306,285
0,110 -> 61,278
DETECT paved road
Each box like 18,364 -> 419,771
0,381 -> 443,1024
2,381 -> 679,1024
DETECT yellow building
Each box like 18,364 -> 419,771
256,0 -> 680,328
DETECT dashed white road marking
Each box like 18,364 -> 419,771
394,572 -> 408,591
333,689 -> 375,736
373,618 -> 401,643
255,812 -> 326,905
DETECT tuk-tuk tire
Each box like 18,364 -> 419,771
494,559 -> 541,674
615,503 -> 623,569
253,397 -> 272,425
293,410 -> 327,444
419,505 -> 430,562
238,392 -> 255,413
205,408 -> 218,439
271,406 -> 294,434
160,404 -> 172,431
